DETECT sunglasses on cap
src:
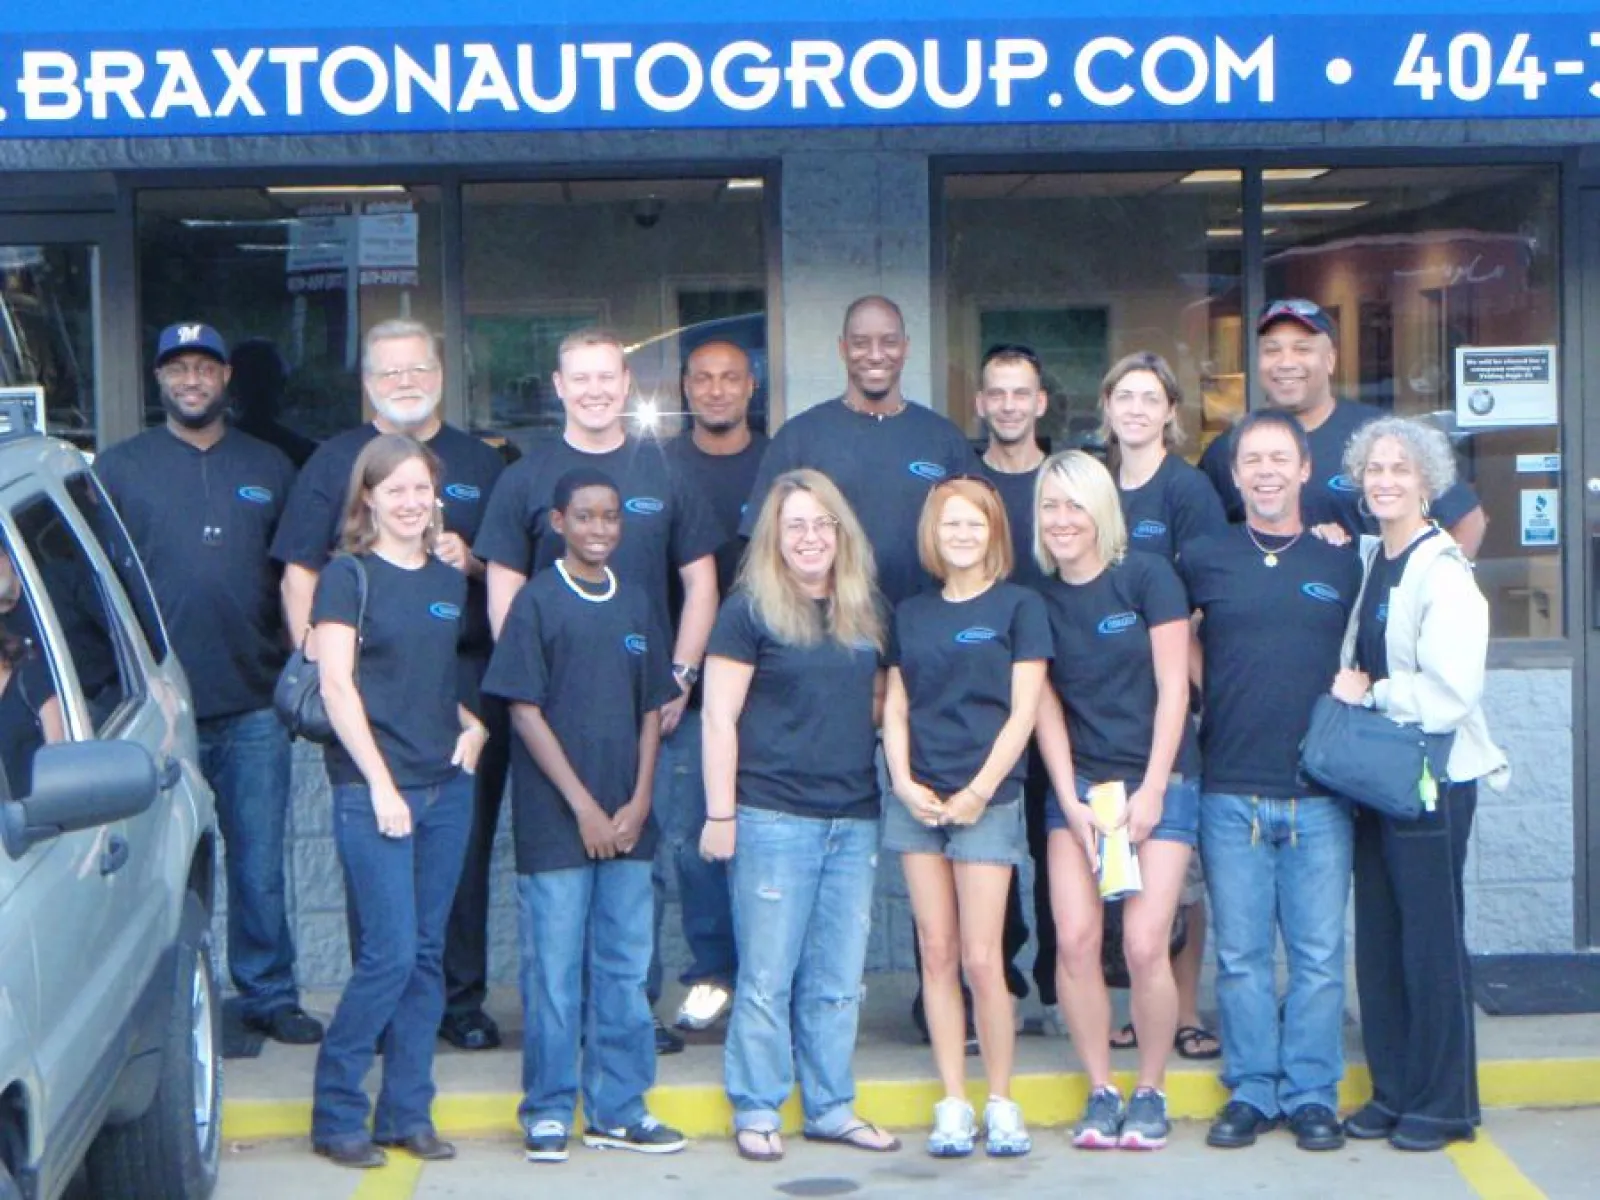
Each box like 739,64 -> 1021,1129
1257,299 -> 1335,337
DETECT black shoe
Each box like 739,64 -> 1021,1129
440,1010 -> 502,1051
1288,1104 -> 1345,1152
654,1015 -> 685,1056
1389,1121 -> 1474,1153
314,1139 -> 386,1169
375,1130 -> 457,1160
1206,1101 -> 1279,1149
583,1116 -> 687,1154
245,1005 -> 324,1046
1343,1103 -> 1397,1141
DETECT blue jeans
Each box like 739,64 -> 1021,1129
518,860 -> 655,1131
725,808 -> 877,1135
311,774 -> 473,1145
198,707 -> 297,1019
648,710 -> 737,1004
1200,792 -> 1353,1118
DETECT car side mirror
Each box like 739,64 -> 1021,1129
1,741 -> 159,858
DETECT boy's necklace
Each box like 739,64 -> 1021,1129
556,559 -> 617,602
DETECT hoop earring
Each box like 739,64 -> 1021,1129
1421,496 -> 1431,519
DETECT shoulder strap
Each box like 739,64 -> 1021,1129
351,555 -> 369,643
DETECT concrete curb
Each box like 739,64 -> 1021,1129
221,1057 -> 1600,1141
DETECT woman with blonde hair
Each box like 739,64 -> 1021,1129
310,434 -> 489,1169
699,468 -> 896,1163
882,476 -> 1049,1157
1330,418 -> 1508,1152
1032,450 -> 1198,1152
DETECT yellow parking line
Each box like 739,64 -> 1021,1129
349,1155 -> 424,1200
1447,1133 -> 1546,1200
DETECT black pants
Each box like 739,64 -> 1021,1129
441,692 -> 512,1018
1352,780 -> 1479,1135
1003,747 -> 1055,1006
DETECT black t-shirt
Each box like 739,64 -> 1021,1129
980,461 -> 1047,589
707,592 -> 882,819
475,435 -> 721,639
271,422 -> 505,662
482,568 -> 676,875
664,432 -> 768,601
889,583 -> 1051,797
311,553 -> 466,790
1199,401 -> 1479,535
0,656 -> 53,800
1181,527 -> 1363,796
740,399 -> 981,606
96,426 -> 296,720
1119,453 -> 1229,565
1039,554 -> 1200,786
1355,529 -> 1440,685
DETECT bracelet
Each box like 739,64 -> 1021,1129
705,814 -> 736,822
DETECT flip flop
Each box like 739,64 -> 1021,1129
736,1128 -> 784,1162
803,1120 -> 902,1153
1109,1022 -> 1138,1050
1174,1024 -> 1222,1060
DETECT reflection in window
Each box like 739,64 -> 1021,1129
943,171 -> 1244,455
462,178 -> 769,449
1263,165 -> 1560,638
0,244 -> 98,452
0,536 -> 64,800
137,186 -> 444,442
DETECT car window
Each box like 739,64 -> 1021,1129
9,494 -> 142,734
63,471 -> 169,663
0,528 -> 68,801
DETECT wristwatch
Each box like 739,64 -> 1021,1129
672,662 -> 701,691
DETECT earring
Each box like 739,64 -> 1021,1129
1421,496 -> 1431,519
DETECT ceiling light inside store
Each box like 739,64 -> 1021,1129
181,218 -> 296,229
1181,168 -> 1331,184
1262,200 -> 1369,213
1205,227 -> 1279,238
265,185 -> 409,197
724,178 -> 765,191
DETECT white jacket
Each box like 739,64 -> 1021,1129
1339,531 -> 1510,790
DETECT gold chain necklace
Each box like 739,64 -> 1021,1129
1243,524 -> 1302,568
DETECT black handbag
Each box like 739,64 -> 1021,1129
273,556 -> 368,744
1299,693 -> 1454,820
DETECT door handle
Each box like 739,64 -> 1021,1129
159,757 -> 183,791
100,835 -> 129,876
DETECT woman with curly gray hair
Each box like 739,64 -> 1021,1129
1327,417 -> 1508,1153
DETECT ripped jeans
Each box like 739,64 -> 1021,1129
725,806 -> 879,1135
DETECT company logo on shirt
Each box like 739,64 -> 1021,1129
1301,582 -> 1341,604
236,485 -> 273,505
429,602 -> 462,621
955,626 -> 1000,645
1096,612 -> 1138,635
625,496 -> 665,516
1131,519 -> 1167,540
908,461 -> 948,482
1377,602 -> 1390,623
1327,473 -> 1361,494
444,483 -> 481,502
623,633 -> 649,655
849,638 -> 877,653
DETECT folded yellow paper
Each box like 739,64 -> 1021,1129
1087,781 -> 1143,901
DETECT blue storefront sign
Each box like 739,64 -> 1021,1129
2,1 -> 1597,137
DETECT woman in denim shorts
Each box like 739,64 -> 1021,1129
882,477 -> 1050,1159
1032,451 -> 1200,1153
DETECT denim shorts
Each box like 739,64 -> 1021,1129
882,788 -> 1026,865
1044,775 -> 1200,848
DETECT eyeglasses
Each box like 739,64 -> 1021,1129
1259,299 -> 1324,319
157,359 -> 225,382
368,363 -> 441,385
781,516 -> 840,539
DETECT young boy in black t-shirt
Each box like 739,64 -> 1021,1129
481,468 -> 685,1164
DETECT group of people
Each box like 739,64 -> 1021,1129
89,293 -> 1505,1171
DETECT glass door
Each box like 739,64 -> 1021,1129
1581,187 -> 1600,947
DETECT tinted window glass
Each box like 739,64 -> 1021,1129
63,471 -> 169,663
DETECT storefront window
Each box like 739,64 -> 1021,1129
137,185 -> 443,442
461,177 -> 769,449
943,171 -> 1245,457
1263,165 -> 1561,638
0,245 -> 97,451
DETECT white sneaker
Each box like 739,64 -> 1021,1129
984,1097 -> 1032,1158
927,1097 -> 976,1158
674,982 -> 733,1032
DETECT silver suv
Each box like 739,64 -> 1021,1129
0,403 -> 221,1200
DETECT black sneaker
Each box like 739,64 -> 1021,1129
524,1120 -> 569,1163
654,1015 -> 685,1056
1343,1103 -> 1397,1141
1206,1101 -> 1279,1149
1288,1104 -> 1345,1152
582,1116 -> 687,1155
439,1010 -> 502,1052
244,1005 -> 324,1046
